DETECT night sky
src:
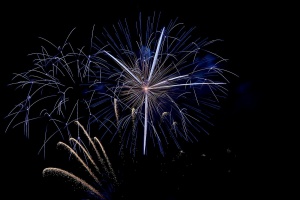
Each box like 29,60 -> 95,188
1,1 -> 285,199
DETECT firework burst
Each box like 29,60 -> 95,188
42,121 -> 118,200
5,12 -> 237,156
87,12 -> 238,155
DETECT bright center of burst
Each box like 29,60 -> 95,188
143,86 -> 149,92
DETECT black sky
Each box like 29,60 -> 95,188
0,1 -> 285,199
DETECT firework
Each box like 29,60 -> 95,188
87,12 -> 238,155
5,12 -> 237,156
4,27 -> 99,157
42,121 -> 117,200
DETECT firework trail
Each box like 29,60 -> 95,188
5,12 -> 237,156
42,121 -> 117,200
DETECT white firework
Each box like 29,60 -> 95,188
86,12 -> 238,155
5,12 -> 237,157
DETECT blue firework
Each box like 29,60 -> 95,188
5,28 -> 95,156
86,12 -> 237,156
5,12 -> 237,156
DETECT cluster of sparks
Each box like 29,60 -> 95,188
43,121 -> 118,200
5,12 -> 237,156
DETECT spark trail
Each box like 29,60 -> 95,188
42,121 -> 117,200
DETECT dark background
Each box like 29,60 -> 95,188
0,1 -> 287,199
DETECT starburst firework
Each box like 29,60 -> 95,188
5,12 -> 237,156
88,12 -> 237,155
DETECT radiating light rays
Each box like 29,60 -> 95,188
89,12 -> 238,155
5,12 -> 237,157
43,121 -> 117,200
